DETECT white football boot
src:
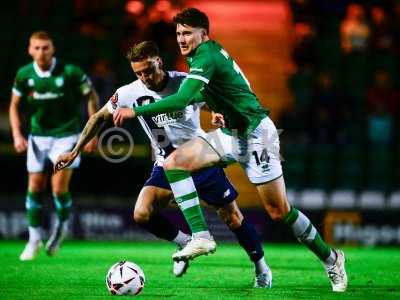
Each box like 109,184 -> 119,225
173,238 -> 191,277
254,268 -> 273,288
19,241 -> 43,261
46,221 -> 68,256
325,249 -> 348,292
173,259 -> 190,277
172,237 -> 216,261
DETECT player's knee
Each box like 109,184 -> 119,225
164,151 -> 194,171
29,181 -> 46,193
163,153 -> 177,171
267,206 -> 288,222
220,209 -> 243,230
133,208 -> 150,224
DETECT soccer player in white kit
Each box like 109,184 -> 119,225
55,41 -> 272,287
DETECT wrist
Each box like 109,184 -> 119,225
12,131 -> 23,139
133,106 -> 142,116
71,149 -> 79,157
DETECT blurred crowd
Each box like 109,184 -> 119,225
0,0 -> 398,191
284,0 -> 400,148
0,0 -> 183,142
280,0 -> 400,190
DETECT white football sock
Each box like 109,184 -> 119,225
324,249 -> 337,266
255,257 -> 270,275
192,230 -> 212,240
173,230 -> 190,247
28,226 -> 43,244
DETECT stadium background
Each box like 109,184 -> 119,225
0,0 -> 400,247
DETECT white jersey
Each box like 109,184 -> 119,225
107,71 -> 206,164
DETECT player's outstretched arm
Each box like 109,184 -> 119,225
83,88 -> 100,152
54,104 -> 110,172
134,78 -> 205,116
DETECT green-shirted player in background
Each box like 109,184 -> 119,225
112,8 -> 348,292
9,31 -> 99,261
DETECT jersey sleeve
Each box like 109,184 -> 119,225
106,92 -> 119,114
186,47 -> 215,84
106,86 -> 132,114
12,69 -> 26,97
69,65 -> 92,95
189,91 -> 204,104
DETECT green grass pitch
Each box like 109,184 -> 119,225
0,241 -> 399,300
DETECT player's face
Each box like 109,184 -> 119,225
28,38 -> 55,70
176,24 -> 207,56
131,57 -> 165,90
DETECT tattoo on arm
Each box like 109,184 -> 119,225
87,89 -> 99,117
72,113 -> 104,154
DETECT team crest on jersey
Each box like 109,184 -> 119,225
55,77 -> 64,87
27,79 -> 34,87
110,93 -> 118,109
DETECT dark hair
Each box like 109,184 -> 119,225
126,41 -> 160,62
173,7 -> 209,33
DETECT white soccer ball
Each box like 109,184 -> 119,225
106,261 -> 145,296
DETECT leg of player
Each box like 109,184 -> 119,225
46,169 -> 74,256
217,201 -> 272,288
20,172 -> 48,261
163,137 -> 221,261
256,176 -> 347,292
133,185 -> 191,277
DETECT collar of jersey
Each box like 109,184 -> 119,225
33,57 -> 57,78
187,40 -> 211,59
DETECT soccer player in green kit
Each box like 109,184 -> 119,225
113,8 -> 347,291
9,31 -> 99,260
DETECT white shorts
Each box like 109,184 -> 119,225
203,117 -> 283,184
27,134 -> 81,173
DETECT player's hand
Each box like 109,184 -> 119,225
113,108 -> 135,127
13,134 -> 28,153
83,137 -> 98,153
54,151 -> 78,173
211,112 -> 225,128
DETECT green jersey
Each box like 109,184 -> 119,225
134,40 -> 269,137
12,58 -> 92,137
187,40 -> 268,136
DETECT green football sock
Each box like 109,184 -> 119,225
283,206 -> 332,261
53,192 -> 72,222
164,169 -> 208,234
26,191 -> 44,227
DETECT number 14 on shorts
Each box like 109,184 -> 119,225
252,149 -> 270,173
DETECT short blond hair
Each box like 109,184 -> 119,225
30,30 -> 53,41
126,41 -> 160,62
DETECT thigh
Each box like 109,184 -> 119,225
28,172 -> 49,192
164,136 -> 221,172
191,167 -> 238,208
27,135 -> 51,173
240,117 -> 283,185
135,186 -> 174,216
51,169 -> 74,194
